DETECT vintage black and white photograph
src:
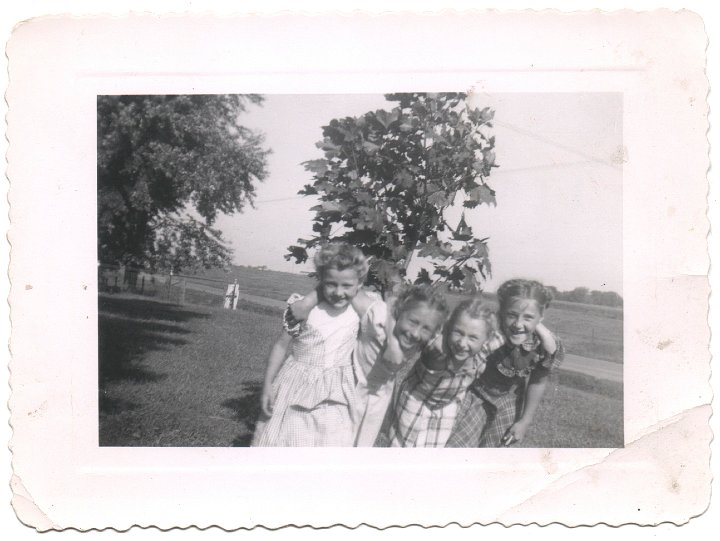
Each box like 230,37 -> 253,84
97,92 -> 623,449
7,9 -> 712,531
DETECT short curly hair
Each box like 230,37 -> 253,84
392,284 -> 449,322
313,242 -> 369,283
496,279 -> 553,313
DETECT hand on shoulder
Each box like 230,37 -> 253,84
420,334 -> 447,371
351,287 -> 382,318
534,322 -> 558,354
288,289 -> 319,322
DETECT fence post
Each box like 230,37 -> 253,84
224,283 -> 235,309
140,275 -> 145,294
180,279 -> 186,305
232,280 -> 240,309
166,270 -> 173,301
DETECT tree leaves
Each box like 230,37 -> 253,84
284,245 -> 309,264
98,94 -> 270,271
286,92 -> 498,293
464,185 -> 497,208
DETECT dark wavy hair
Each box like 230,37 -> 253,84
496,279 -> 554,313
392,284 -> 449,322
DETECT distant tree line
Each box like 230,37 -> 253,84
546,286 -> 623,308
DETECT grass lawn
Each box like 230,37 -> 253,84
99,294 -> 277,446
99,293 -> 623,448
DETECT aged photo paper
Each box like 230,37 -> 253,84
6,9 -> 711,531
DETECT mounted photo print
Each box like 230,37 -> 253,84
7,10 -> 710,531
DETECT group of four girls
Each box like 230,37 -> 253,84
252,242 -> 564,448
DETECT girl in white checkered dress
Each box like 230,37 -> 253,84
252,243 -> 368,447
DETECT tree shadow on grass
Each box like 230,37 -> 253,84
98,294 -> 211,415
99,294 -> 211,324
221,382 -> 264,447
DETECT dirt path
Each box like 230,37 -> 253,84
560,354 -> 622,382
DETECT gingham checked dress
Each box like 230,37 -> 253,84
253,303 -> 360,447
386,338 -> 485,448
445,331 -> 564,448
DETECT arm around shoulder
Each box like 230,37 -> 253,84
351,288 -> 380,320
536,323 -> 564,369
419,335 -> 447,372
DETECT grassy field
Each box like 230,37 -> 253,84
99,294 -> 276,446
99,292 -> 623,448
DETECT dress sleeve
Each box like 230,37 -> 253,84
537,333 -> 565,370
355,297 -> 389,378
282,293 -> 305,337
359,295 -> 388,345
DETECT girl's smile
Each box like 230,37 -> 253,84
321,267 -> 361,309
446,313 -> 489,363
502,298 -> 543,345
393,304 -> 444,353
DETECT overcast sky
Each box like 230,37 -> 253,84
214,93 -> 623,294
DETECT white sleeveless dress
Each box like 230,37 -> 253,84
253,304 -> 360,447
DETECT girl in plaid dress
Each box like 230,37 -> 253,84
252,243 -> 368,447
385,298 -> 498,448
353,286 -> 449,447
445,279 -> 564,448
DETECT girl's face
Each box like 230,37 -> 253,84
502,297 -> 543,345
320,267 -> 361,309
446,312 -> 490,363
393,303 -> 445,354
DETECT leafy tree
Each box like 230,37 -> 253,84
286,93 -> 498,293
98,94 -> 270,272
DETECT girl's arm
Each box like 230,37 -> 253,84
503,326 -> 561,445
419,335 -> 446,371
351,288 -> 376,319
534,322 -> 557,354
286,289 -> 319,323
503,371 -> 549,444
380,315 -> 404,371
260,332 -> 292,417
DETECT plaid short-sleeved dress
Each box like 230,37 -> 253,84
445,332 -> 564,448
252,304 -> 360,447
386,344 -> 485,448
